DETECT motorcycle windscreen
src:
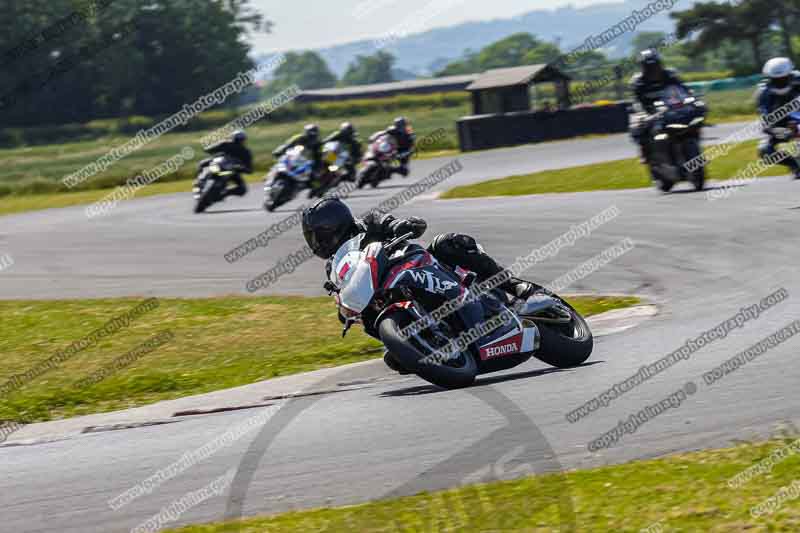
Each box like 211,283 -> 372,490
338,254 -> 377,314
329,235 -> 365,286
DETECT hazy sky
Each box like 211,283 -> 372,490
250,0 -> 620,54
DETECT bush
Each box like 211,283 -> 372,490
11,178 -> 63,195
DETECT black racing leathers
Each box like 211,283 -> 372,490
630,69 -> 691,160
200,141 -> 252,197
327,211 -> 533,300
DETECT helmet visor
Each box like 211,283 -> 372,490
772,76 -> 791,90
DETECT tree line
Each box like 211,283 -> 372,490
4,0 -> 799,128
1,0 -> 266,127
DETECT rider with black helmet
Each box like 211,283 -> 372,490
370,117 -> 416,177
302,198 -> 536,301
200,130 -> 252,198
630,49 -> 691,163
273,124 -> 324,182
322,122 -> 363,179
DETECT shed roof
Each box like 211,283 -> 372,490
466,64 -> 569,91
297,74 -> 479,101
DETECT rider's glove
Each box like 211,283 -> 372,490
392,217 -> 427,239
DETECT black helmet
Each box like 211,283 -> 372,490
302,198 -> 357,259
640,49 -> 664,80
340,122 -> 355,136
393,116 -> 407,131
231,130 -> 247,143
304,124 -> 320,140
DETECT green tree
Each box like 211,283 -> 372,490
0,0 -> 268,126
271,51 -> 337,90
671,1 -> 774,74
632,32 -> 668,55
436,33 -> 565,76
342,51 -> 395,85
476,33 -> 556,69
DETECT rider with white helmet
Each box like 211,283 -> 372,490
756,57 -> 800,179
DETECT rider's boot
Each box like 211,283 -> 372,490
789,158 -> 800,180
638,142 -> 649,165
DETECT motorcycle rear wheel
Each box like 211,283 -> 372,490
379,313 -> 477,389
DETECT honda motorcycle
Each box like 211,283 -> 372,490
263,145 -> 313,212
644,85 -> 707,192
326,233 -> 593,389
356,133 -> 398,189
309,141 -> 353,198
192,156 -> 241,214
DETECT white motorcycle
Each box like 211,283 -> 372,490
263,145 -> 313,212
327,232 -> 594,389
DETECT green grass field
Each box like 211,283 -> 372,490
167,436 -> 800,532
442,139 -> 786,199
0,87 -> 759,215
0,295 -> 637,424
0,104 -> 465,197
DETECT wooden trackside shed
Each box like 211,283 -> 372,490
466,64 -> 572,114
457,64 -> 629,151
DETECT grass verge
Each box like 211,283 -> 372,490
166,436 -> 800,532
442,139 -> 786,199
0,295 -> 637,423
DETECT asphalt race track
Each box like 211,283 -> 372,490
3,123 -> 800,532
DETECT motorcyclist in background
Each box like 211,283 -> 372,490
756,57 -> 800,179
322,122 -> 363,180
199,130 -> 252,198
273,124 -> 324,186
629,49 -> 692,163
370,117 -> 416,177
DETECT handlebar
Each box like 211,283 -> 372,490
385,232 -> 415,254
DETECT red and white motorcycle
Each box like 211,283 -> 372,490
327,233 -> 594,389
356,133 -> 398,189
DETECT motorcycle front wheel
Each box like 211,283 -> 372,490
378,312 -> 477,389
530,293 -> 593,368
263,176 -> 290,212
194,179 -> 222,213
683,137 -> 705,191
356,163 -> 377,189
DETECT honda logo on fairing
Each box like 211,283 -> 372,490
485,342 -> 519,358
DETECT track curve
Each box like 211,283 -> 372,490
2,123 -> 800,533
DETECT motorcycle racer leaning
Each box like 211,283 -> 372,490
302,198 -> 537,373
322,122 -> 363,179
629,49 -> 692,164
370,117 -> 416,177
273,124 -> 324,186
199,130 -> 252,198
756,57 -> 800,179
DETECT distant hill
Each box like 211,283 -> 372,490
313,0 -> 678,77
